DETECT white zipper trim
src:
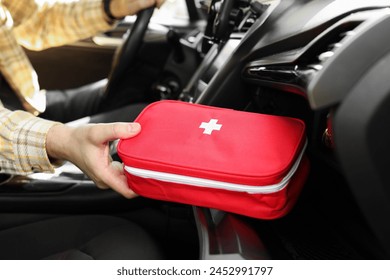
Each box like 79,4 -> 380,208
124,141 -> 307,194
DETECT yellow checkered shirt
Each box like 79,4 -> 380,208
0,0 -> 113,113
0,0 -> 114,174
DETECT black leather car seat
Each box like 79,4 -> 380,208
0,215 -> 163,260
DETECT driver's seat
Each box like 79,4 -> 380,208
0,214 -> 163,260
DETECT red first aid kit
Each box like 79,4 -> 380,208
118,101 -> 309,219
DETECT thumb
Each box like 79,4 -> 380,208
93,122 -> 141,143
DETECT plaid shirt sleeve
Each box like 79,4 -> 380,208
10,0 -> 113,50
0,0 -> 114,113
0,105 -> 60,175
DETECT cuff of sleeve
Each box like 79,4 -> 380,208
13,116 -> 62,174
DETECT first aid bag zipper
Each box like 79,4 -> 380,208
124,142 -> 306,194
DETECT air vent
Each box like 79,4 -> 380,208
243,10 -> 381,97
303,22 -> 363,70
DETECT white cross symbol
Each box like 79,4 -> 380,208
199,119 -> 222,135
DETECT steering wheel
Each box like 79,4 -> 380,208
104,7 -> 155,101
201,0 -> 235,53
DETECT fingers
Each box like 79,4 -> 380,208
108,161 -> 138,199
110,0 -> 159,18
63,122 -> 140,199
130,0 -> 155,12
97,161 -> 138,199
136,0 -> 165,10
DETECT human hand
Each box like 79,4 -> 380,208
109,0 -> 165,19
46,122 -> 141,198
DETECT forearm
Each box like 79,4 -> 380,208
13,0 -> 113,50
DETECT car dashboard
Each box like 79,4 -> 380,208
188,0 -> 390,259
